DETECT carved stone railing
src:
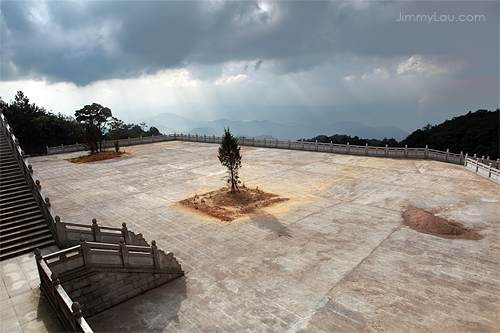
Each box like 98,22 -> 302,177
465,157 -> 500,184
35,249 -> 93,333
0,111 -> 61,245
46,132 -> 499,170
37,238 -> 183,325
56,217 -> 148,248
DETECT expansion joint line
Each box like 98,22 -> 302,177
326,225 -> 402,296
287,225 -> 403,332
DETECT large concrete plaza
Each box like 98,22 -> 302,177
27,141 -> 499,332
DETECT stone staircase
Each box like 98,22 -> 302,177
0,130 -> 56,260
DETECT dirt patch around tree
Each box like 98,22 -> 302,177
66,151 -> 128,164
402,206 -> 482,240
177,187 -> 289,222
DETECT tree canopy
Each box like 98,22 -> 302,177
75,103 -> 112,154
0,91 -> 162,155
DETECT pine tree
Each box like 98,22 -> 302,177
218,127 -> 242,194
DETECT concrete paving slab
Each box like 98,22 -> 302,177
27,141 -> 500,332
0,245 -> 64,333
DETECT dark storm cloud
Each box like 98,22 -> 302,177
1,1 -> 497,86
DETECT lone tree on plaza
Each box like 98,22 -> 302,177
218,127 -> 242,194
75,103 -> 112,154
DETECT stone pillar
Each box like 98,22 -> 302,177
405,145 -> 408,158
151,240 -> 161,269
347,142 -> 351,154
55,216 -> 67,247
80,237 -> 91,268
315,140 -> 318,151
122,222 -> 130,244
446,149 -> 449,162
119,237 -> 130,268
425,145 -> 428,158
92,218 -> 101,242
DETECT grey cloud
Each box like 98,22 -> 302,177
0,1 -> 497,86
254,60 -> 263,71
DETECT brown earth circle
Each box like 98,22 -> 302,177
402,206 -> 482,240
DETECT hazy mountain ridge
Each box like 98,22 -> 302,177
140,113 -> 408,141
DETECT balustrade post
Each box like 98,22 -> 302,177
263,138 -> 266,146
404,145 -> 408,158
46,146 -> 49,155
288,139 -> 291,149
315,140 -> 318,151
119,237 -> 130,268
55,216 -> 67,247
252,137 -> 255,146
151,240 -> 161,269
459,151 -> 463,164
80,236 -> 91,268
384,144 -> 388,157
301,140 -> 304,149
188,133 -> 190,141
347,142 -> 350,154
122,222 -> 130,244
196,134 -> 198,141
488,163 -> 492,177
174,132 -> 176,140
446,149 -> 449,162
204,134 -> 206,142
92,218 -> 101,242
425,145 -> 428,158
275,138 -> 278,147
476,158 -> 479,172
72,302 -> 83,325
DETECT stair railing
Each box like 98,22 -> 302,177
0,111 -> 61,246
35,249 -> 93,333
56,217 -> 148,248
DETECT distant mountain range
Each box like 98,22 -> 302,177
139,113 -> 408,141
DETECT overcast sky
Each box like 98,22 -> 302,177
1,0 -> 498,133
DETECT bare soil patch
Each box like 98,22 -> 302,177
66,151 -> 128,164
178,187 -> 289,222
402,206 -> 482,240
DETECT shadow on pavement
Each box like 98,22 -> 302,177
250,213 -> 292,237
87,276 -> 187,332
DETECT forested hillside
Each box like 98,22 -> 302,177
0,91 -> 161,155
305,109 -> 499,160
401,109 -> 499,160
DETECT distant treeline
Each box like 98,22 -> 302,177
304,109 -> 499,160
0,91 -> 161,155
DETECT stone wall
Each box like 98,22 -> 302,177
62,269 -> 183,317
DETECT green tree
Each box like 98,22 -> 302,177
1,91 -> 84,155
218,127 -> 242,194
75,103 -> 112,154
